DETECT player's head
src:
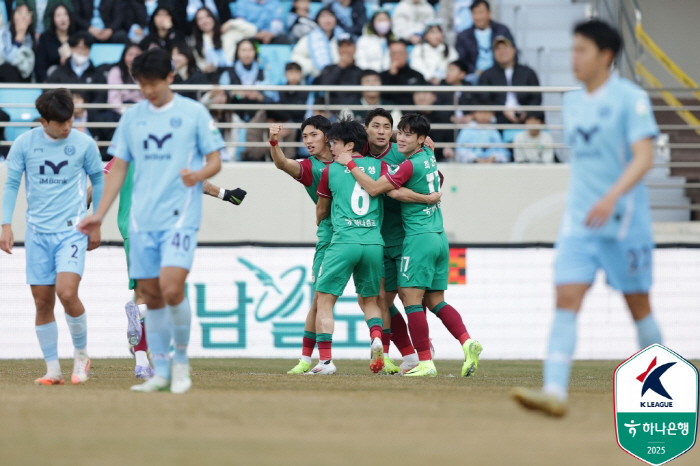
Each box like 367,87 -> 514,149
396,113 -> 430,155
36,89 -> 74,139
364,108 -> 393,149
572,20 -> 622,83
328,118 -> 368,157
301,115 -> 332,156
131,48 -> 174,106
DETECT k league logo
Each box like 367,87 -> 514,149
614,344 -> 698,465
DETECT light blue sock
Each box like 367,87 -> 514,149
543,308 -> 578,401
168,298 -> 191,365
65,313 -> 87,351
35,321 -> 59,362
145,308 -> 171,379
635,313 -> 662,349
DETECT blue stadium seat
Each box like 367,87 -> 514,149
258,44 -> 293,85
89,43 -> 125,67
229,2 -> 236,17
309,1 -> 323,19
365,2 -> 378,18
502,129 -> 523,143
0,89 -> 42,141
384,2 -> 398,16
232,1 -> 293,20
1,2 -> 7,26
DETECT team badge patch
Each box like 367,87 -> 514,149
64,145 -> 76,156
170,117 -> 182,128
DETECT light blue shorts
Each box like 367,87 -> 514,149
554,233 -> 654,294
25,229 -> 87,285
129,228 -> 198,280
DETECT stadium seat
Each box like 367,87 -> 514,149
309,1 -> 322,19
365,2 -> 378,18
0,2 -> 7,26
384,2 -> 398,16
0,89 -> 42,141
89,43 -> 125,67
502,129 -> 523,143
231,2 -> 293,21
229,2 -> 236,17
258,44 -> 293,85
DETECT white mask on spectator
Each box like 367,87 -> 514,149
374,21 -> 391,35
72,53 -> 89,66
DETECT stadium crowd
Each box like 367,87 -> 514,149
0,0 -> 554,163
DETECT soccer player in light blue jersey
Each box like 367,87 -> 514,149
79,48 -> 225,394
513,20 -> 662,417
0,89 -> 105,386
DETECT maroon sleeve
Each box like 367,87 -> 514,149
294,159 -> 314,187
316,166 -> 332,198
103,157 -> 115,175
438,170 -> 444,187
385,159 -> 414,189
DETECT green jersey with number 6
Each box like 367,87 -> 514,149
317,156 -> 384,245
295,156 -> 334,243
385,148 -> 443,235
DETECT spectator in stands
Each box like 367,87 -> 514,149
191,7 -> 257,75
139,6 -> 183,51
171,41 -> 209,101
236,0 -> 288,45
315,34 -> 361,106
437,59 -> 473,124
391,0 -> 435,44
16,0 -> 73,36
347,70 -> 402,125
323,0 -> 366,39
412,84 -> 453,160
379,39 -> 423,106
291,7 -> 344,79
354,8 -> 392,72
170,0 -> 232,36
35,3 -> 73,82
478,35 -> 541,125
452,101 -> 509,163
277,62 -> 309,122
241,109 -> 296,161
122,0 -> 151,44
437,0 -> 473,46
0,4 -> 35,82
513,111 -> 554,163
73,0 -> 129,44
456,0 -> 514,79
107,43 -> 143,116
286,0 -> 316,43
71,89 -> 112,157
0,108 -> 9,157
217,38 -> 267,122
410,22 -> 459,85
47,31 -> 107,104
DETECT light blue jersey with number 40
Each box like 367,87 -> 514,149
560,75 -> 659,240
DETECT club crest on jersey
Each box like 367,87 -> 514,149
598,106 -> 611,118
63,145 -> 76,156
170,117 -> 182,128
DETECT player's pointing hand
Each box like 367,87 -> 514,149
180,169 -> 201,187
77,215 -> 103,235
269,124 -> 283,142
0,224 -> 14,254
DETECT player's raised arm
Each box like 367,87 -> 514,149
78,157 -> 130,235
334,152 -> 396,197
202,180 -> 247,205
269,124 -> 302,178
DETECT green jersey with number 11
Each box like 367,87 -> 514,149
385,148 -> 443,235
317,156 -> 385,245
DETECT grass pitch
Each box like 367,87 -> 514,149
1,359 -> 698,466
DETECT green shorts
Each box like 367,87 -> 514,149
311,241 -> 330,291
123,237 -> 137,290
399,232 -> 449,291
316,243 -> 383,298
383,244 -> 403,292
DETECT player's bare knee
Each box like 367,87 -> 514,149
161,286 -> 184,306
56,286 -> 79,306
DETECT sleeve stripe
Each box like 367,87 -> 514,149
294,160 -> 304,181
317,191 -> 332,198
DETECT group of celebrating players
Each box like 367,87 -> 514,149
0,19 -> 665,417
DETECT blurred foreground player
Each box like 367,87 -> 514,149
79,48 -> 226,394
1,89 -> 104,385
513,20 -> 661,417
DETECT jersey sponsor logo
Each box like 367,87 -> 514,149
143,133 -> 173,150
170,117 -> 182,128
64,145 -> 76,156
575,126 -> 600,144
39,160 -> 68,175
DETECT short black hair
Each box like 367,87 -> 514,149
131,48 -> 172,81
68,30 -> 94,48
470,0 -> 490,11
36,89 -> 74,123
397,113 -> 430,138
267,110 -> 291,122
328,118 -> 368,153
285,62 -> 302,72
388,39 -> 409,49
449,60 -> 469,74
301,115 -> 332,135
360,69 -> 381,81
573,20 -> 622,57
525,111 -> 545,123
365,108 -> 393,128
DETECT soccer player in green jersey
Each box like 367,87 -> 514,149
336,114 -> 483,377
264,115 -> 336,375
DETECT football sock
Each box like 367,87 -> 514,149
390,305 -> 415,356
367,317 -> 383,341
381,329 -> 392,355
317,333 -> 332,361
168,297 -> 191,366
137,303 -> 148,320
65,313 -> 87,351
406,305 -> 431,361
135,351 -> 150,367
36,321 -> 59,372
145,307 -> 171,379
302,331 -> 316,362
635,313 -> 662,348
543,308 -> 578,401
432,302 -> 470,345
134,322 -> 148,352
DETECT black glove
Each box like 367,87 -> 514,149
223,188 -> 247,205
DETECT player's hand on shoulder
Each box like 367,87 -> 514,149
223,188 -> 247,205
77,215 -> 103,235
335,151 -> 353,166
0,225 -> 14,254
424,136 -> 436,151
427,192 -> 443,205
179,169 -> 201,187
87,228 -> 101,251
269,124 -> 283,142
